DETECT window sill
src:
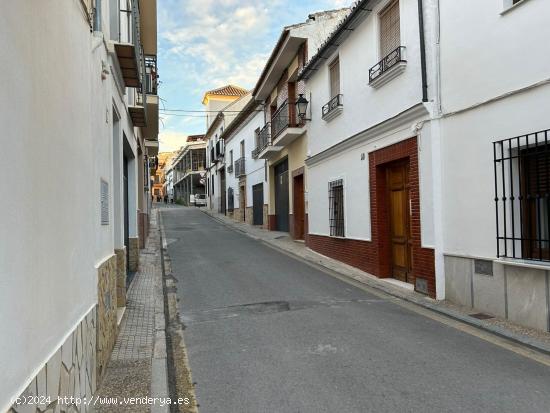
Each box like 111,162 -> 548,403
495,257 -> 550,272
501,0 -> 531,16
369,61 -> 407,89
329,235 -> 347,239
322,106 -> 343,122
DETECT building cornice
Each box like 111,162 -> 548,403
306,103 -> 429,167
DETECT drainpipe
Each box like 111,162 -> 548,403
418,0 -> 428,102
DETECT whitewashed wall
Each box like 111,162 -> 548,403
0,2 -> 97,409
305,0 -> 425,158
439,0 -> 550,258
0,1 -> 140,409
224,110 -> 267,211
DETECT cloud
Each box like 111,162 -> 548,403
160,1 -> 272,92
158,130 -> 189,152
157,0 -> 352,136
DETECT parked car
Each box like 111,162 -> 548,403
194,193 -> 206,207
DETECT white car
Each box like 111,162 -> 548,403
194,193 -> 207,207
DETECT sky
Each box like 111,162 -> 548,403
157,0 -> 351,152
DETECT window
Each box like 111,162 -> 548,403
379,0 -> 400,58
211,176 -> 215,196
240,140 -> 245,158
329,57 -> 340,98
229,150 -> 233,165
493,129 -> 550,261
329,179 -> 345,237
93,0 -> 102,31
255,128 -> 260,148
228,187 -> 234,211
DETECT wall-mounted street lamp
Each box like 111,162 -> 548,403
296,94 -> 311,121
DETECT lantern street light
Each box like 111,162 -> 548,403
295,94 -> 310,121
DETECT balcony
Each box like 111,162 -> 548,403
215,140 -> 225,158
256,122 -> 282,159
270,100 -> 306,147
129,88 -> 147,127
145,55 -> 159,134
369,46 -> 407,88
227,164 -> 233,174
144,55 -> 158,95
234,158 -> 246,178
210,147 -> 217,164
113,2 -> 144,88
322,94 -> 343,122
144,139 -> 159,156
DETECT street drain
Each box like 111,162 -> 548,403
470,312 -> 494,320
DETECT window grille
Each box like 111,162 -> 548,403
329,179 -> 345,237
380,0 -> 400,58
493,129 -> 550,261
228,187 -> 234,212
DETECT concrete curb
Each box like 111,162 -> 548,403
201,209 -> 550,357
151,209 -> 170,413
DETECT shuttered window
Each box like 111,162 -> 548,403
380,1 -> 401,58
329,58 -> 340,98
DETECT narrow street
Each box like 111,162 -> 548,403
162,207 -> 550,413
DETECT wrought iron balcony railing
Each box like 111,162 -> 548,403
227,164 -> 233,173
144,55 -> 158,95
271,100 -> 291,139
322,94 -> 343,119
234,157 -> 246,177
369,46 -> 406,84
253,122 -> 272,156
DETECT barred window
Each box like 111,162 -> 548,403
329,179 -> 345,237
228,187 -> 234,211
493,129 -> 550,261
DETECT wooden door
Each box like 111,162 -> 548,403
293,174 -> 305,239
387,161 -> 411,282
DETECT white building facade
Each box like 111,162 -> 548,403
300,0 -> 442,298
223,99 -> 269,226
438,0 -> 550,332
0,0 -> 158,410
203,87 -> 251,213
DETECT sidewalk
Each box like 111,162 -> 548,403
94,210 -> 169,413
201,208 -> 550,355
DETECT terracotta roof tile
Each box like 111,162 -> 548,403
204,84 -> 249,97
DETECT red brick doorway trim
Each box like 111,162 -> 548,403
307,137 -> 436,297
369,137 -> 435,297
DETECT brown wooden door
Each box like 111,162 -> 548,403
293,174 -> 305,239
387,161 -> 411,283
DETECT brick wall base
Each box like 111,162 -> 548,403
268,214 -> 277,231
307,137 -> 436,297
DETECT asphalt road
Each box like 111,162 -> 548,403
162,207 -> 550,413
